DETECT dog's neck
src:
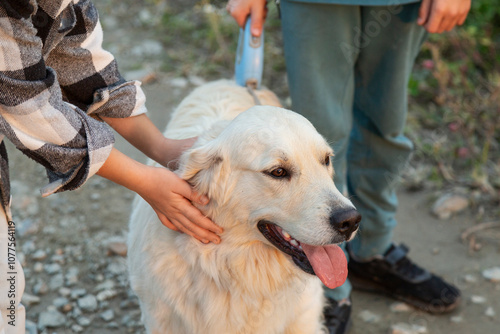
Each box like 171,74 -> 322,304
180,201 -> 312,295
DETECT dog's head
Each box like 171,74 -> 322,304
177,106 -> 360,288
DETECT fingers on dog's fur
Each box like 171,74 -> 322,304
157,213 -> 179,232
182,203 -> 223,239
173,211 -> 220,244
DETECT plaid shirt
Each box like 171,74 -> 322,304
0,0 -> 147,216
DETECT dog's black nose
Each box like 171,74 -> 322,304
330,209 -> 361,239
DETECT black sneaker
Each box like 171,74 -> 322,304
323,297 -> 352,334
347,243 -> 461,314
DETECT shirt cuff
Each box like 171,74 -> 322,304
40,108 -> 114,197
87,80 -> 147,118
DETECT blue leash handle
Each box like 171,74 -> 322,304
235,19 -> 264,89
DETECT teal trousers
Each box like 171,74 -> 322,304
280,1 -> 427,300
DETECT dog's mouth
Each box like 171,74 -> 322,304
257,220 -> 312,273
257,220 -> 347,289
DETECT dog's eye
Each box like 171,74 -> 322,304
270,168 -> 288,178
324,155 -> 331,166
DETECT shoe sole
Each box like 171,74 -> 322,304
349,275 -> 461,314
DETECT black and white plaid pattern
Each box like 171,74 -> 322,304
0,0 -> 147,213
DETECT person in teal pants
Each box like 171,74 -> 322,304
228,0 -> 471,333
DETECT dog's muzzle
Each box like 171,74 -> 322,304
329,208 -> 361,243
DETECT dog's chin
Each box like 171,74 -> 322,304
257,220 -> 315,276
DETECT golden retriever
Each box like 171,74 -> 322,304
127,80 -> 360,334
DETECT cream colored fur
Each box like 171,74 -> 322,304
128,80 -> 355,334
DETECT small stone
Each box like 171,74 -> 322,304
463,274 -> 477,283
51,254 -> 65,264
106,260 -> 127,276
22,240 -> 36,254
70,305 -> 83,318
482,267 -> 500,282
21,293 -> 40,306
71,324 -> 84,333
33,262 -> 44,273
97,289 -> 118,302
33,280 -> 49,295
49,274 -> 64,290
31,249 -> 47,261
90,193 -> 101,200
170,77 -> 188,88
485,307 -> 496,318
53,297 -> 69,309
58,287 -> 71,297
95,280 -> 116,291
44,263 -> 62,275
189,75 -> 206,86
61,303 -> 73,313
138,8 -> 153,23
450,315 -> 463,323
431,194 -> 469,220
77,294 -> 98,312
106,321 -> 119,329
70,288 -> 87,300
107,241 -> 128,257
358,310 -> 381,323
38,307 -> 66,329
130,40 -> 163,57
390,322 -> 428,334
25,320 -> 38,334
390,302 -> 413,313
77,316 -> 91,327
470,295 -> 487,304
101,309 -> 115,322
66,266 -> 79,286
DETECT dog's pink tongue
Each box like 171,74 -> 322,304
301,243 -> 347,289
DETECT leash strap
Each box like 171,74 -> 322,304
246,80 -> 262,105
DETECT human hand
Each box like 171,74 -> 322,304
162,137 -> 198,170
139,166 -> 223,244
418,0 -> 471,33
97,148 -> 222,243
226,0 -> 268,36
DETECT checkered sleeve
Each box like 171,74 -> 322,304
46,0 -> 147,119
0,0 -> 114,196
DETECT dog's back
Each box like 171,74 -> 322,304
163,80 -> 282,139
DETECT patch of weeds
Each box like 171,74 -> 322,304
408,7 -> 500,198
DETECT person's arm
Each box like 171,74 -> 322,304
0,1 -> 222,243
418,0 -> 471,33
226,0 -> 268,36
100,114 -> 195,170
51,0 -> 223,242
96,148 -> 222,244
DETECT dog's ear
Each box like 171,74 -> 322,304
177,142 -> 230,204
